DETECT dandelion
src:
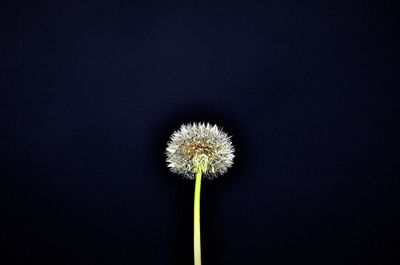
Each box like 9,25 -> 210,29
166,122 -> 235,265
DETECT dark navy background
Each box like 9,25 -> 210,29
2,1 -> 399,264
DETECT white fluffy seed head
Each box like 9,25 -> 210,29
166,122 -> 235,179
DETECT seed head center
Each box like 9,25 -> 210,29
182,142 -> 213,158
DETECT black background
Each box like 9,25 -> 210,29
2,1 -> 399,264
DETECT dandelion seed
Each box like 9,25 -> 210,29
166,122 -> 235,179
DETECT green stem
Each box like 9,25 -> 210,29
194,165 -> 202,265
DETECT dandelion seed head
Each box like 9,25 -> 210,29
166,122 -> 235,179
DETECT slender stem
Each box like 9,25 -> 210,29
194,165 -> 202,265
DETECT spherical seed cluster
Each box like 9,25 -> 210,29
166,122 -> 235,179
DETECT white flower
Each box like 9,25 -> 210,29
166,122 -> 235,179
